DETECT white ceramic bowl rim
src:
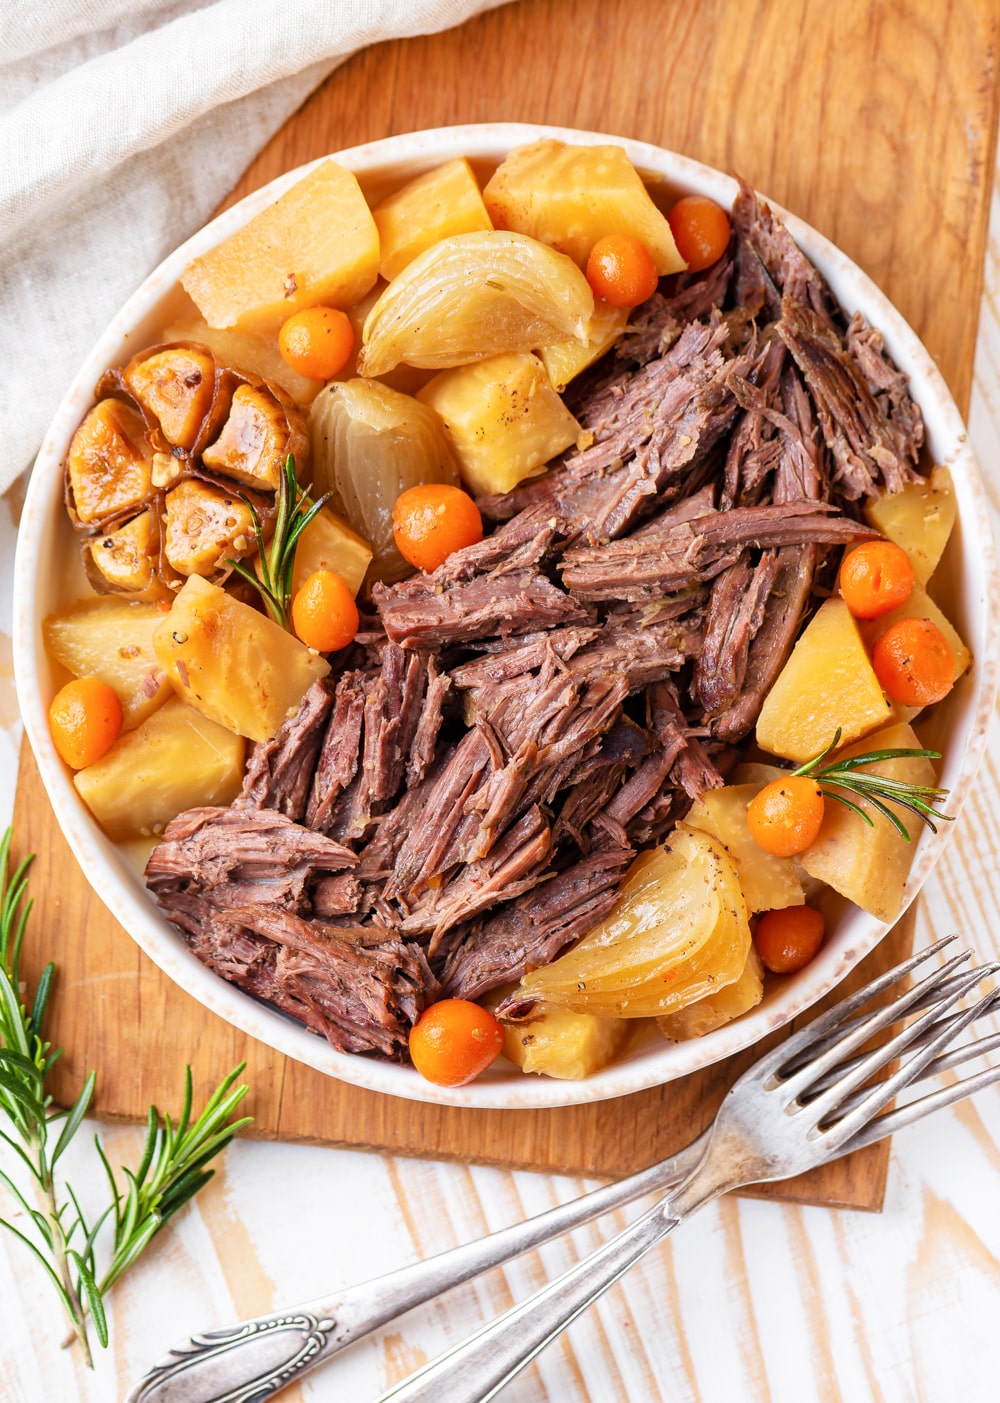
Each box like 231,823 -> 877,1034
13,122 -> 1000,1110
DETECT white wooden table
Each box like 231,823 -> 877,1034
1,183 -> 998,1403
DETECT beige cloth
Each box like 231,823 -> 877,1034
0,0 -> 508,495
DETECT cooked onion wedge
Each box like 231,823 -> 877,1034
657,945 -> 764,1041
310,378 -> 459,583
357,230 -> 595,377
508,827 -> 751,1018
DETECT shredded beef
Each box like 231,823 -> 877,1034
148,175 -> 932,1063
560,498 -> 876,602
238,681 -> 333,822
373,568 -> 592,649
778,298 -> 923,499
438,847 -> 634,1001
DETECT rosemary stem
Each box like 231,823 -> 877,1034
36,1141 -> 93,1368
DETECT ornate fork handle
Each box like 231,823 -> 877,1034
128,1310 -> 340,1403
125,1139 -> 705,1403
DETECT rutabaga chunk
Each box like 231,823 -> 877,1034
684,784 -> 804,912
511,828 -> 751,1019
483,139 -> 687,274
357,230 -> 594,378
755,598 -> 892,763
799,722 -> 938,922
181,160 -> 380,333
163,479 -> 257,578
374,158 -> 493,280
291,506 -> 372,598
152,575 -> 329,742
538,301 -> 629,392
863,465 -> 956,585
418,352 -> 581,497
74,698 -> 244,841
66,399 -> 151,526
501,1003 -> 631,1080
44,598 -> 172,731
657,946 -> 765,1041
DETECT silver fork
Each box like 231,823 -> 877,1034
375,941 -> 1000,1403
126,939 -> 1000,1403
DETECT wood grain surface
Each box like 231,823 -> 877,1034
12,742 -> 913,1206
12,0 -> 999,1211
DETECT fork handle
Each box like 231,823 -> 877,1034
375,1175 -> 712,1403
125,1141 -> 705,1403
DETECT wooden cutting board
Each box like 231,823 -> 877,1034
12,0 -> 998,1211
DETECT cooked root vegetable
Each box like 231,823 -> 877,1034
861,584 -> 970,694
863,464 -> 956,584
44,599 -> 172,730
756,597 -> 893,762
49,677 -> 123,770
373,158 -> 493,280
201,383 -> 303,493
408,999 -> 504,1086
278,306 -> 354,381
66,399 -> 150,526
538,301 -> 629,392
74,698 -> 244,841
684,784 -> 804,911
291,569 -> 359,653
290,504 -> 372,597
657,945 -> 764,1041
839,539 -> 915,619
163,478 -> 258,578
747,775 -> 825,857
392,484 -> 483,572
152,575 -> 329,741
309,378 -> 459,583
799,722 -> 939,922
163,316 -> 320,404
872,617 -> 955,708
122,344 -> 217,451
418,351 -> 581,496
586,234 -> 659,307
500,1003 -> 631,1079
483,139 -> 686,274
666,195 -> 731,273
357,230 -> 594,378
753,905 -> 826,974
507,827 -> 751,1019
82,509 -> 166,601
181,159 -> 380,333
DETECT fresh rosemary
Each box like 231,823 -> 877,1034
0,828 -> 252,1364
792,729 -> 953,841
226,453 -> 332,629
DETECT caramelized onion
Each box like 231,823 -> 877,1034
309,379 -> 459,583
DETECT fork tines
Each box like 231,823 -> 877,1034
773,937 -> 1000,1151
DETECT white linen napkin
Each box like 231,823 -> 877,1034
0,0 -> 509,496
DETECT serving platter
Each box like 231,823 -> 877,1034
14,120 -> 999,1128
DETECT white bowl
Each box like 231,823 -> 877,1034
13,123 -> 1000,1109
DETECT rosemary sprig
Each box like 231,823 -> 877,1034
226,453 -> 332,629
0,828 -> 252,1363
792,728 -> 953,841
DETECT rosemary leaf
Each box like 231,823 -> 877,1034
225,453 -> 332,630
0,827 -> 253,1362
